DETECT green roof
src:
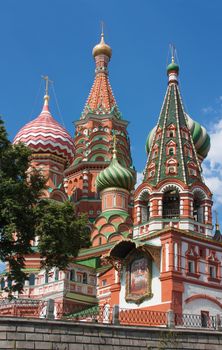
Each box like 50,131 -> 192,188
64,305 -> 99,318
143,73 -> 202,186
77,257 -> 100,268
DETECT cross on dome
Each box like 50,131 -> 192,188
41,75 -> 53,107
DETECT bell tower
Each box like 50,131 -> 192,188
134,52 -> 213,237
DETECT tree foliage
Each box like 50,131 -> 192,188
35,200 -> 90,270
0,119 -> 89,292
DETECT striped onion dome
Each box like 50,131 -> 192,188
13,95 -> 74,164
186,114 -> 210,159
145,114 -> 210,160
96,149 -> 135,192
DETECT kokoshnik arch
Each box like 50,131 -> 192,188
1,30 -> 222,319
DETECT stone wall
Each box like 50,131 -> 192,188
0,317 -> 222,349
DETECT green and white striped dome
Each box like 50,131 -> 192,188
145,114 -> 210,160
186,114 -> 210,159
96,151 -> 135,192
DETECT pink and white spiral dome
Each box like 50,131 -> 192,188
13,96 -> 74,164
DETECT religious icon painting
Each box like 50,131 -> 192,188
125,250 -> 152,303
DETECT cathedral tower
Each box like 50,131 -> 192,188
65,32 -> 134,221
134,54 -> 212,237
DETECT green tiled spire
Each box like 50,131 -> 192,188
144,56 -> 202,186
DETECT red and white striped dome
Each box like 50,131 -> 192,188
13,95 -> 74,164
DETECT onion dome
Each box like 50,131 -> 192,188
13,94 -> 74,164
186,114 -> 210,159
96,139 -> 135,192
167,61 -> 179,74
167,55 -> 179,84
145,126 -> 156,154
92,32 -> 112,59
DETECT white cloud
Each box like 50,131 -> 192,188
136,171 -> 143,188
202,108 -> 222,212
206,119 -> 222,169
202,106 -> 214,114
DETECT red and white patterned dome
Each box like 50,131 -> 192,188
13,95 -> 74,164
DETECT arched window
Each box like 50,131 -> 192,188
185,246 -> 199,277
70,269 -> 75,281
163,189 -> 180,218
169,148 -> 174,156
148,162 -> 155,178
45,272 -> 48,284
139,191 -> 150,223
29,273 -> 35,286
193,195 -> 204,223
166,124 -> 176,138
166,158 -> 178,175
83,272 -> 88,284
166,140 -> 176,156
55,269 -> 59,281
141,202 -> 150,223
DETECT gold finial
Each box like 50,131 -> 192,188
92,22 -> 112,59
41,75 -> 53,104
215,210 -> 220,231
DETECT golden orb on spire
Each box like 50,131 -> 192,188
92,31 -> 112,59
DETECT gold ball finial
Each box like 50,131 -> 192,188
92,26 -> 112,59
44,94 -> 50,106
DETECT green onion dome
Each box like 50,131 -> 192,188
167,61 -> 179,74
96,150 -> 135,192
186,114 -> 211,159
145,126 -> 156,154
145,115 -> 210,160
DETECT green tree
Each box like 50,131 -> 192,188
0,119 -> 89,292
35,200 -> 90,271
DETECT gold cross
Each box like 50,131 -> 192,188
101,20 -> 104,35
170,44 -> 176,63
41,75 -> 53,96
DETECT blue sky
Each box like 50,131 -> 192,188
1,0 -> 222,226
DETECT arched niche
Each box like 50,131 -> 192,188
193,188 -> 207,223
162,188 -> 180,219
137,190 -> 151,224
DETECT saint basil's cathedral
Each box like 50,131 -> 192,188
2,31 -> 222,319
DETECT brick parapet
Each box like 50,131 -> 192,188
1,317 -> 222,349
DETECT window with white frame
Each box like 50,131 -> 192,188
209,265 -> 217,279
188,260 -> 195,273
